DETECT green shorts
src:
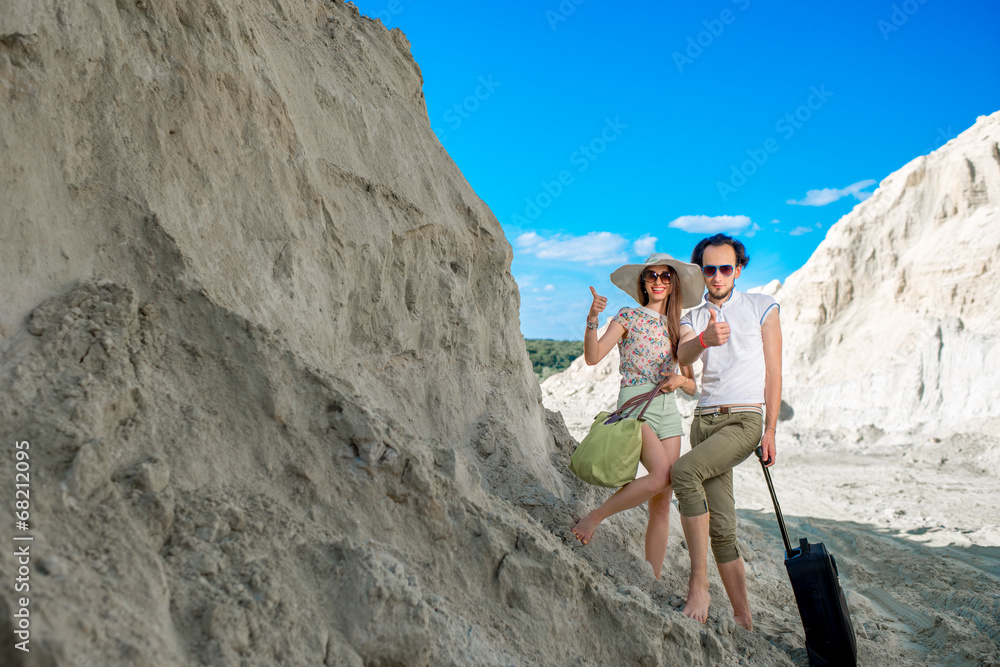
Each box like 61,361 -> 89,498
617,382 -> 683,440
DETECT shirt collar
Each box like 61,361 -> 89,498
637,305 -> 666,320
700,289 -> 742,309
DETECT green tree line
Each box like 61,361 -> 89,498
525,339 -> 584,381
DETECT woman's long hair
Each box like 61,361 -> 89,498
636,268 -> 684,361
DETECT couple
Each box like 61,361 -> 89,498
571,234 -> 782,631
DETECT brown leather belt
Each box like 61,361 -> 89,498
693,405 -> 763,416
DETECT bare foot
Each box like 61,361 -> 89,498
571,514 -> 601,545
733,612 -> 753,631
683,578 -> 710,623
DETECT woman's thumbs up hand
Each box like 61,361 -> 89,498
588,286 -> 607,321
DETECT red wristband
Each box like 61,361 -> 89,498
699,331 -> 708,349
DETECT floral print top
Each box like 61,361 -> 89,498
611,306 -> 676,387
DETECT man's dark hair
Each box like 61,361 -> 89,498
690,233 -> 750,268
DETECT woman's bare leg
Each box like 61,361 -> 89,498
572,424 -> 671,545
644,435 -> 681,578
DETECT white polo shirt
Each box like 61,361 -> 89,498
680,290 -> 778,407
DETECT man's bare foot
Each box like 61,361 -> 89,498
733,612 -> 753,631
683,578 -> 710,623
571,515 -> 601,545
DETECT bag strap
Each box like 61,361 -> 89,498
635,376 -> 670,420
612,376 -> 671,422
615,393 -> 650,416
755,445 -> 793,558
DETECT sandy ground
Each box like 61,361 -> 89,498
732,425 -> 1000,666
670,424 -> 1000,666
554,403 -> 1000,666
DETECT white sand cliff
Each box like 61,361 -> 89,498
542,113 -> 1000,665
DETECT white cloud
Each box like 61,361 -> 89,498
515,231 -> 629,265
743,223 -> 762,238
633,234 -> 657,257
786,179 -> 877,206
770,218 -> 780,225
667,215 -> 753,234
789,226 -> 812,236
516,231 -> 543,247
543,284 -> 556,291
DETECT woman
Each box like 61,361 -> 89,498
571,252 -> 703,580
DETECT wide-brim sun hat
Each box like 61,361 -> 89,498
610,252 -> 704,309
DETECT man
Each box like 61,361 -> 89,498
671,233 -> 782,631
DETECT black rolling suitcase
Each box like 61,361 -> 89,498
755,447 -> 858,667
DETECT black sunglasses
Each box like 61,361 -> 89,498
702,264 -> 735,278
642,269 -> 672,283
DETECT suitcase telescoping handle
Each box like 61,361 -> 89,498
755,445 -> 794,559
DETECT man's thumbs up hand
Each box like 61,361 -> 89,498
702,308 -> 731,346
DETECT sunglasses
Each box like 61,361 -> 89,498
642,269 -> 672,284
702,264 -> 735,278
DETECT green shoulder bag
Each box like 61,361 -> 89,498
569,378 -> 667,488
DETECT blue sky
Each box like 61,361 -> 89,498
350,0 -> 1000,340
